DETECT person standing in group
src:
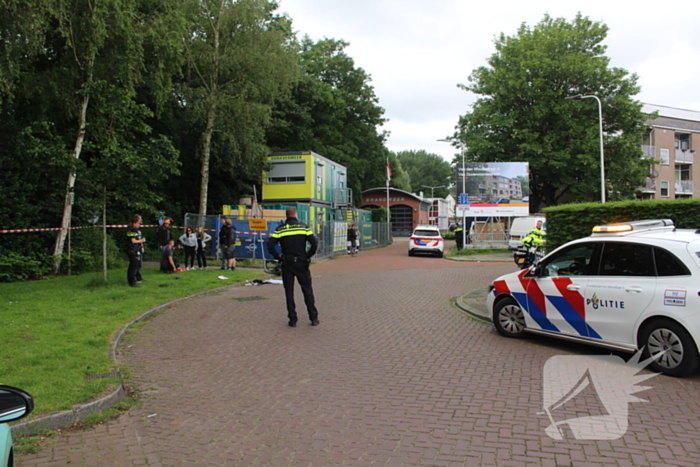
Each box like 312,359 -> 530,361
267,207 -> 319,327
219,216 -> 229,270
347,223 -> 359,256
196,226 -> 211,269
126,215 -> 146,288
224,219 -> 237,271
158,219 -> 171,250
179,227 -> 198,270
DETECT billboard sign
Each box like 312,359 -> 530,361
455,162 -> 529,217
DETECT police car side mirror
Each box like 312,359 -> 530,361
0,385 -> 34,423
528,265 -> 542,277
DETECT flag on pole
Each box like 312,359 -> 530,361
386,159 -> 392,180
251,198 -> 263,218
251,186 -> 263,218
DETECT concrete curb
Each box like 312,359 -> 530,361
446,253 -> 513,262
10,386 -> 125,437
455,287 -> 491,322
10,278 -> 260,437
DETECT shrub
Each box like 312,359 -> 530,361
59,228 -> 122,275
370,207 -> 388,222
0,252 -> 52,282
544,198 -> 700,251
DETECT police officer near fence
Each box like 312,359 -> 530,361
267,207 -> 320,327
454,223 -> 464,250
126,214 -> 146,288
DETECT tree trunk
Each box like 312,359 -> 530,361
197,2 -> 222,216
53,58 -> 94,272
198,105 -> 216,215
102,194 -> 108,282
53,92 -> 90,272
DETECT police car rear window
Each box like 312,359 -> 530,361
413,230 -> 440,237
654,247 -> 690,276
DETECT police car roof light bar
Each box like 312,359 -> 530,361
592,219 -> 674,235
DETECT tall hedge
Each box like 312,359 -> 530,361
543,199 -> 700,251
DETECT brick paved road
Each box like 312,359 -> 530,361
18,239 -> 700,466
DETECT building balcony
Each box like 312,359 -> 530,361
641,145 -> 656,159
639,177 -> 656,193
333,188 -> 352,207
675,180 -> 693,194
675,149 -> 694,164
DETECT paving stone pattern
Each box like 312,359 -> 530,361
17,240 -> 700,466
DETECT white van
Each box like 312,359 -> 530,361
508,216 -> 546,250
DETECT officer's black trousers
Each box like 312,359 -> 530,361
281,261 -> 318,322
127,250 -> 141,286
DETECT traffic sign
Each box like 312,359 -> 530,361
249,219 -> 268,231
460,193 -> 469,205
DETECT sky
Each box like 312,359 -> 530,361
278,0 -> 700,162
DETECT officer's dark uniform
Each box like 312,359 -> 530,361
126,227 -> 144,287
454,225 -> 464,250
219,222 -> 230,269
267,217 -> 319,326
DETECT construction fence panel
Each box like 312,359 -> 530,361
183,213 -> 393,261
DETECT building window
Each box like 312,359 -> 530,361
316,162 -> 324,186
675,134 -> 690,151
267,161 -> 306,184
660,181 -> 669,197
660,149 -> 670,165
676,164 -> 691,181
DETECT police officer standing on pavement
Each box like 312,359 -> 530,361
267,207 -> 320,327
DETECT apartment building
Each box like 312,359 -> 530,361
640,104 -> 700,199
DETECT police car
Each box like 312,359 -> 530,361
0,385 -> 34,467
486,219 -> 700,377
408,225 -> 444,258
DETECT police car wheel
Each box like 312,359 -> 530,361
493,297 -> 527,338
641,319 -> 700,377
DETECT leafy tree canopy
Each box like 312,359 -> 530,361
454,13 -> 649,208
267,37 -> 389,202
394,150 -> 453,198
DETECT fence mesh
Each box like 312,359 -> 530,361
181,214 -> 392,261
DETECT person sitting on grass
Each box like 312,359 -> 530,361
160,239 -> 180,273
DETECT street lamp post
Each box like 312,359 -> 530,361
421,185 -> 442,198
565,94 -> 605,203
437,139 -> 467,249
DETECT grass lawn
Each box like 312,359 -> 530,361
448,246 -> 511,257
1,265 -> 264,419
